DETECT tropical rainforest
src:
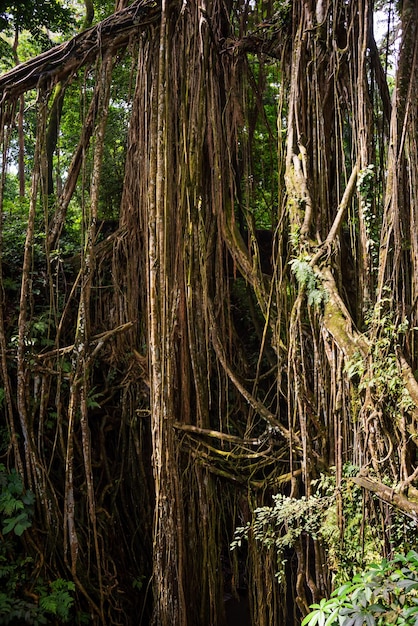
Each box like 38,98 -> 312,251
0,0 -> 418,624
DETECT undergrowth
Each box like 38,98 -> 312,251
0,463 -> 76,625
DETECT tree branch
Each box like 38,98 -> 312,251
352,474 -> 418,521
0,0 -> 161,101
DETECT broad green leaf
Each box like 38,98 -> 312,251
301,611 -> 320,626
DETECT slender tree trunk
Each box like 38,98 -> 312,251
12,31 -> 25,197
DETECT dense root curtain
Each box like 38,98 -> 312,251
1,1 -> 418,625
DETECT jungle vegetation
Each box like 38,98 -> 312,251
0,0 -> 418,624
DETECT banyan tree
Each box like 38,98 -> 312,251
1,0 -> 418,624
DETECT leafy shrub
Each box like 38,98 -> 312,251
0,557 -> 76,625
0,465 -> 34,536
38,579 -> 76,623
231,491 -> 333,582
302,550 -> 418,626
0,464 -> 75,624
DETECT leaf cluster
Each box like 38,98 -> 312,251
0,465 -> 76,624
0,1 -> 75,46
345,294 -> 415,418
302,550 -> 418,626
0,572 -> 75,625
0,464 -> 34,536
38,579 -> 76,622
231,465 -> 392,593
357,164 -> 379,271
289,256 -> 328,307
271,0 -> 292,30
231,492 -> 333,581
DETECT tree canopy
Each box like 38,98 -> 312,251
0,0 -> 75,63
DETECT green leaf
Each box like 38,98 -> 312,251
22,491 -> 35,507
0,592 -> 13,615
2,518 -> 16,534
396,578 -> 418,591
324,607 -> 340,625
301,611 -> 320,626
14,520 -> 31,536
3,511 -> 31,535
